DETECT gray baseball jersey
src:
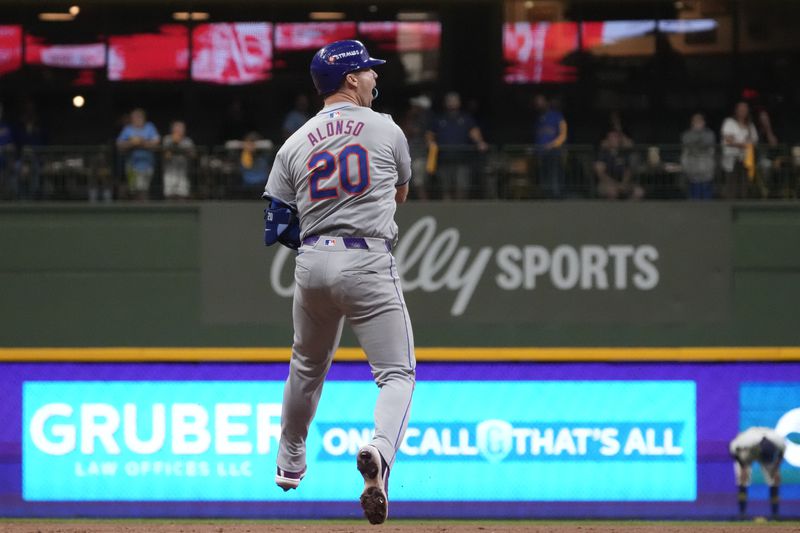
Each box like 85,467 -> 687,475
267,102 -> 416,480
264,103 -> 411,243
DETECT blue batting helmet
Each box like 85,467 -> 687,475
310,40 -> 386,96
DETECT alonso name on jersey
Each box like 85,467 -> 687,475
307,118 -> 366,147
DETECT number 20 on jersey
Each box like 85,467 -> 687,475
308,143 -> 370,200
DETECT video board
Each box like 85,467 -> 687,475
108,24 -> 189,81
191,23 -> 273,85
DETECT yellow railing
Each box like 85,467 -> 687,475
1,346 -> 799,362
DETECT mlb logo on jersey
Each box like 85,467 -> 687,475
324,239 -> 337,247
328,111 -> 341,119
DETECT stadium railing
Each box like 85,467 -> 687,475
0,143 -> 797,201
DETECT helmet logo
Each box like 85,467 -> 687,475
329,50 -> 361,62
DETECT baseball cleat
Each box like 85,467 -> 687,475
275,465 -> 306,492
357,445 -> 389,524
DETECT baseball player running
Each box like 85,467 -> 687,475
262,40 -> 416,525
729,426 -> 786,518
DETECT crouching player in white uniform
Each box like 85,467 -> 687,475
729,426 -> 786,518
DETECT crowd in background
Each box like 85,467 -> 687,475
0,92 -> 798,202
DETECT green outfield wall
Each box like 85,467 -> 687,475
0,202 -> 798,349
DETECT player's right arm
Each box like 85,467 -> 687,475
264,197 -> 300,249
395,183 -> 409,204
263,149 -> 296,205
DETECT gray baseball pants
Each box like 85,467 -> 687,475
276,237 -> 416,473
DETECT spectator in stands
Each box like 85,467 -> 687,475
594,129 -> 644,200
757,108 -> 778,147
720,101 -> 758,199
792,146 -> 800,198
402,95 -> 433,200
533,94 -> 567,199
236,131 -> 271,197
220,98 -> 255,145
0,102 -> 12,148
16,99 -> 46,147
756,108 -> 781,197
87,150 -> 114,203
426,91 -> 489,199
14,100 -> 46,200
608,110 -> 631,140
282,94 -> 310,140
117,108 -> 160,201
638,145 -> 684,199
0,103 -> 15,198
681,113 -> 716,200
162,120 -> 195,200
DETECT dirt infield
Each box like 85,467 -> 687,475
1,521 -> 798,533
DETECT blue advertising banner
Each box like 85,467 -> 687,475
23,381 -> 285,502
739,382 -> 800,486
2,361 -> 798,519
22,380 -> 696,502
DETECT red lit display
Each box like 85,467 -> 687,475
503,22 -> 579,83
108,24 -> 188,81
192,23 -> 272,84
505,20 -> 721,83
275,22 -> 356,51
25,36 -> 105,68
0,25 -> 22,76
358,22 -> 441,52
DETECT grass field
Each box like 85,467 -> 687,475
1,520 -> 798,533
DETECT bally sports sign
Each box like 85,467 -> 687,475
269,216 -> 661,316
205,202 -> 729,326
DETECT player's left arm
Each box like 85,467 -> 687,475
263,149 -> 301,249
392,122 -> 412,204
